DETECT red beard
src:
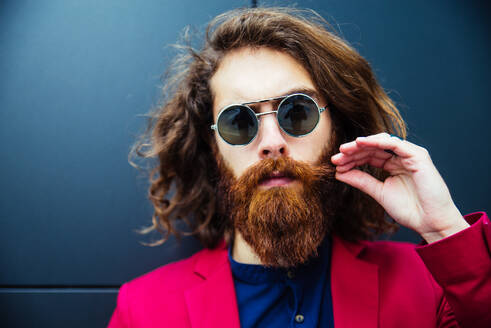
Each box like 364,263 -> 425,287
217,151 -> 337,268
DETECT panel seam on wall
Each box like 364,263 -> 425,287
0,285 -> 119,293
0,287 -> 119,293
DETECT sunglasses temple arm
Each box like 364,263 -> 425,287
211,124 -> 217,130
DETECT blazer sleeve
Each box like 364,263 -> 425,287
107,283 -> 130,328
415,212 -> 491,328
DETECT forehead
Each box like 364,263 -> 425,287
210,47 -> 318,113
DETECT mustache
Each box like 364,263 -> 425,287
233,156 -> 336,190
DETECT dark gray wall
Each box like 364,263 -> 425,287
0,0 -> 249,326
1,0 -> 489,326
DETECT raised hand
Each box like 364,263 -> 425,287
330,133 -> 469,243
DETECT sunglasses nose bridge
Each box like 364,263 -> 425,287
255,110 -> 280,134
255,109 -> 281,133
255,110 -> 278,118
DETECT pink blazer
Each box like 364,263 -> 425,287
108,212 -> 490,328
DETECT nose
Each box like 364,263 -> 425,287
256,113 -> 290,159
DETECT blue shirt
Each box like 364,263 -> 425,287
228,236 -> 334,328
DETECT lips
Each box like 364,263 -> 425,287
259,170 -> 294,187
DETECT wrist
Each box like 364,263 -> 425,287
420,211 -> 470,244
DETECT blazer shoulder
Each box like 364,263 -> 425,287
360,239 -> 442,293
111,248 -> 223,328
361,239 -> 423,267
125,248 -> 206,293
363,239 -> 418,254
123,244 -> 229,293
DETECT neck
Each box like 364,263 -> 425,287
232,231 -> 263,265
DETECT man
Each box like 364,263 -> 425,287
109,8 -> 490,328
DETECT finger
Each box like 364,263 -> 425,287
331,148 -> 393,165
335,169 -> 384,204
335,156 -> 388,172
338,139 -> 362,155
354,134 -> 414,158
335,161 -> 357,172
338,133 -> 401,155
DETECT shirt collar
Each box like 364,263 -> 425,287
228,236 -> 331,285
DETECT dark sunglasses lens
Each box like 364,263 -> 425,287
217,105 -> 258,145
277,95 -> 320,136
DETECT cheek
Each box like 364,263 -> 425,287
216,140 -> 251,178
294,114 -> 332,163
316,112 -> 333,147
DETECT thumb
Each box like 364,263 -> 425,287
335,169 -> 383,204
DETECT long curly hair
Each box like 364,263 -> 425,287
129,7 -> 406,249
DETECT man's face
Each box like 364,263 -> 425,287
211,47 -> 332,180
210,47 -> 337,267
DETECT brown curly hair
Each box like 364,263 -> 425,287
129,7 -> 406,249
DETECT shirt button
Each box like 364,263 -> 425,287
295,314 -> 304,323
287,271 -> 295,279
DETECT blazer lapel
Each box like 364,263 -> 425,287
184,246 -> 241,328
331,235 -> 379,328
184,236 -> 379,328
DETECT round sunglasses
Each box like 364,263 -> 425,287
211,93 -> 327,146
